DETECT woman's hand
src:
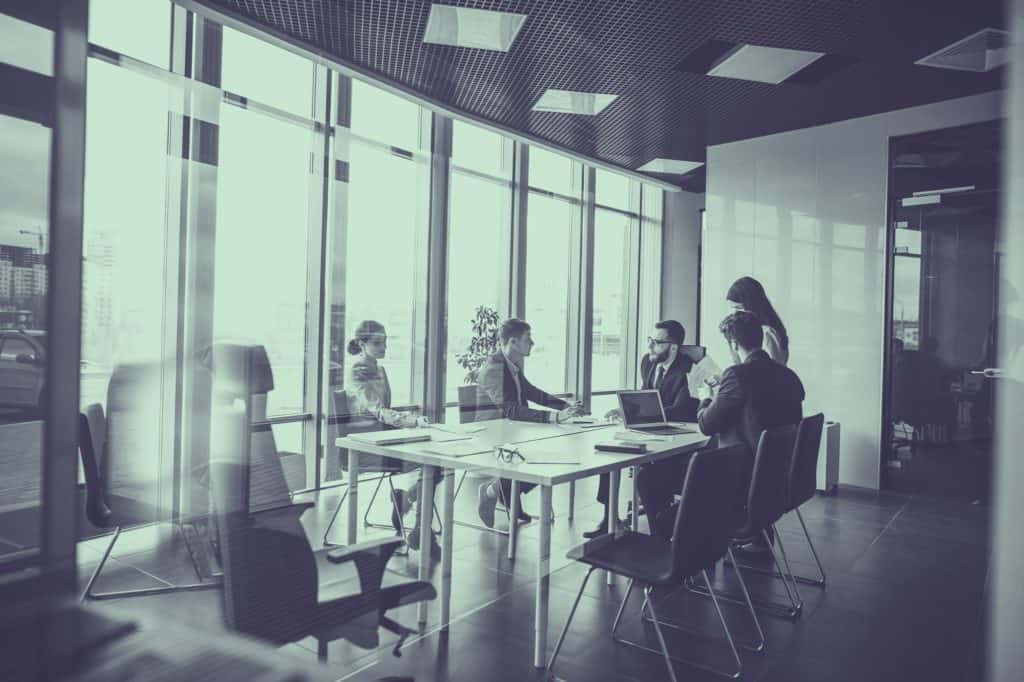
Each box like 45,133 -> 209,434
351,357 -> 376,382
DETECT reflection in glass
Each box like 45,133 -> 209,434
0,105 -> 50,559
213,106 -> 317,419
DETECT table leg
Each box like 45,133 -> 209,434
568,480 -> 575,521
418,464 -> 437,627
346,449 -> 359,544
534,485 -> 552,668
607,469 -> 620,586
440,468 -> 454,630
631,465 -> 640,532
508,479 -> 519,561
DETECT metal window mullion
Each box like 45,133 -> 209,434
622,182 -> 642,391
304,63 -> 331,491
41,0 -> 88,591
177,15 -> 222,522
570,166 -> 596,406
423,115 -> 452,423
509,141 -> 529,319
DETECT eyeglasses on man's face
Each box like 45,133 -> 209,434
647,337 -> 671,347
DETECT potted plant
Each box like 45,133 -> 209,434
455,305 -> 500,385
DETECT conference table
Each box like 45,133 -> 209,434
337,418 -> 709,668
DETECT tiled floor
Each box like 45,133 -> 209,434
77,475 -> 991,682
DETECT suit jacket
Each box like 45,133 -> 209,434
697,349 -> 804,460
475,352 -> 568,423
639,354 -> 699,422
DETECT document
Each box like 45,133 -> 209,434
423,441 -> 490,458
687,354 -> 723,396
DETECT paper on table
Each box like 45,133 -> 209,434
423,441 -> 490,457
687,354 -> 722,395
429,424 -> 486,436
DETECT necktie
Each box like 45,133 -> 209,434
654,365 -> 665,389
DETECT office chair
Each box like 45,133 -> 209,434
207,343 -> 436,662
726,414 -> 828,592
690,424 -> 803,620
321,389 -> 430,553
79,365 -> 221,601
550,445 -> 762,681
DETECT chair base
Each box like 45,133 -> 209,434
725,509 -> 827,588
81,525 -> 222,602
549,568 -> 745,682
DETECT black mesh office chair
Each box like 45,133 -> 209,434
691,424 -> 803,620
207,343 -> 436,662
550,445 -> 763,681
79,363 -> 222,601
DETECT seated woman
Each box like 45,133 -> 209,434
346,320 -> 438,553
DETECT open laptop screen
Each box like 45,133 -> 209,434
618,390 -> 665,426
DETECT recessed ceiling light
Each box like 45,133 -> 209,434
707,44 -> 825,84
422,4 -> 527,52
532,89 -> 618,115
916,28 -> 1010,73
637,159 -> 704,175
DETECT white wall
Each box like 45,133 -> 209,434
702,91 -> 1002,489
661,189 -> 704,341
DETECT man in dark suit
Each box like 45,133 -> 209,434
475,318 -> 582,527
640,311 -> 804,544
585,320 -> 699,538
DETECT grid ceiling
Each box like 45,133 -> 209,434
196,0 -> 1006,190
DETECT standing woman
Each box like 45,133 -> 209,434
346,320 -> 438,553
726,276 -> 790,365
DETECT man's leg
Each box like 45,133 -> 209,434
584,474 -> 612,538
636,455 -> 692,541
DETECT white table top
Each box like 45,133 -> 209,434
337,418 -> 709,486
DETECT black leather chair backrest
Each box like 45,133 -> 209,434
746,424 -> 798,532
210,460 -> 319,645
789,413 -> 825,510
668,445 -> 746,581
78,404 -> 112,528
457,384 -> 480,424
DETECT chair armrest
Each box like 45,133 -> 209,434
326,536 -> 405,564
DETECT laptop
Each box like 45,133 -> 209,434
617,390 -> 695,436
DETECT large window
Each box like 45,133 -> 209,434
0,11 -> 53,562
524,191 -> 577,393
592,208 -> 634,392
445,121 -> 512,404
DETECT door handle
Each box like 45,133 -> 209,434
970,368 -> 1004,379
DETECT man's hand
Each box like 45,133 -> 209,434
604,408 -> 622,422
556,405 -> 582,423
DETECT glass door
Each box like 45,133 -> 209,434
884,121 -> 1003,501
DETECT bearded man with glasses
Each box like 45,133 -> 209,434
585,320 -> 700,539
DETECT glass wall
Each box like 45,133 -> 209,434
72,7 -> 665,500
525,148 -> 582,394
0,10 -> 53,562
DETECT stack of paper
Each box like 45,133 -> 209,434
688,354 -> 723,395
